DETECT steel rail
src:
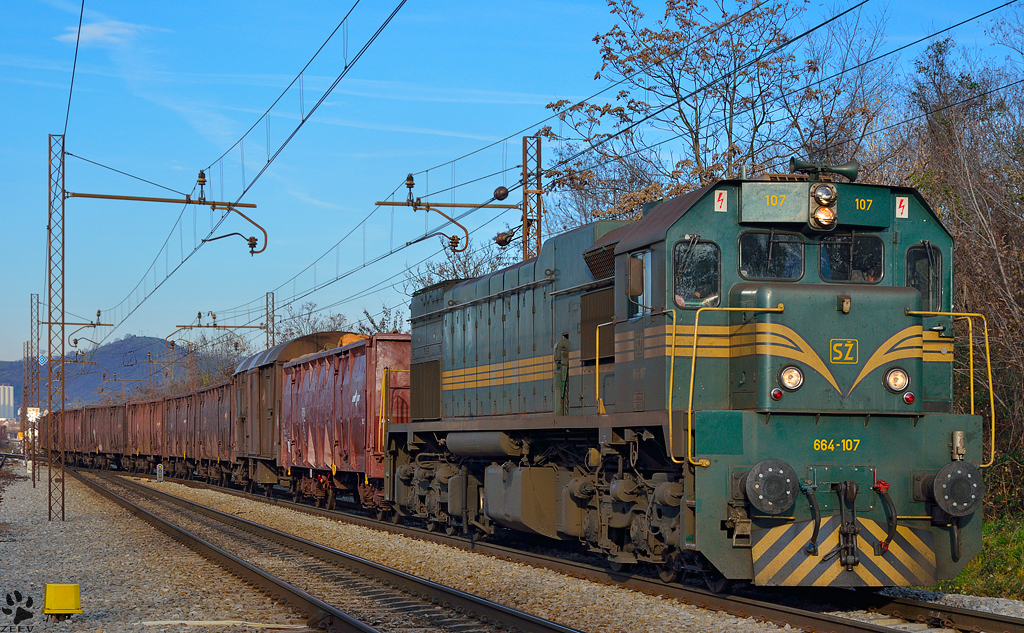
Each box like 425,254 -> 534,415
130,474 -> 895,633
99,472 -> 583,633
133,472 -> 1024,633
68,468 -> 379,633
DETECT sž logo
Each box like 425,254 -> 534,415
1,591 -> 34,626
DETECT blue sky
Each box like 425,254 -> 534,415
0,0 -> 1011,361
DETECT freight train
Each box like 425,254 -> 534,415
51,160 -> 995,591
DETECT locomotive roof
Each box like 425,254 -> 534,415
585,179 -> 948,255
587,181 -> 717,255
233,331 -> 352,375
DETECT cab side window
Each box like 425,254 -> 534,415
906,245 -> 942,311
627,250 -> 653,318
674,240 -> 720,308
738,232 -> 802,280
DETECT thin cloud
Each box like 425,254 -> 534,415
55,20 -> 169,48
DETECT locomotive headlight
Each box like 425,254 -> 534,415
810,205 -> 837,230
812,183 -> 838,206
779,366 -> 804,391
885,367 -> 909,392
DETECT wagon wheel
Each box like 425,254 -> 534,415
445,522 -> 460,537
314,496 -> 325,509
608,561 -> 634,574
264,483 -> 274,498
292,488 -> 302,504
327,492 -> 337,511
389,510 -> 403,525
426,520 -> 439,533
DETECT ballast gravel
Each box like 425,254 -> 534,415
132,477 -> 792,633
0,467 -> 310,633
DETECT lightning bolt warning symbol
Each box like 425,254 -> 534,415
714,190 -> 727,212
896,196 -> 909,219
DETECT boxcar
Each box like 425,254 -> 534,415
282,333 -> 410,508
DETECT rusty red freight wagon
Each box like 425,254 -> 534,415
125,398 -> 164,472
281,333 -> 410,509
232,331 -> 355,492
195,382 -> 233,483
82,403 -> 126,469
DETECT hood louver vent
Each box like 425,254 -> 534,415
583,244 -> 616,280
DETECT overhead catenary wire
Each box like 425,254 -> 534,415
92,2 -> 408,347
194,2 -> 788,323
212,1 -> 874,323
567,0 -> 1022,179
218,1 -> 1022,332
63,0 -> 85,136
65,152 -> 190,197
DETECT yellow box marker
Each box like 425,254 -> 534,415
44,584 -> 82,619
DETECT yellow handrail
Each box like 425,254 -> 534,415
377,366 -> 411,453
595,321 -> 614,415
668,304 -> 784,467
908,311 -> 995,468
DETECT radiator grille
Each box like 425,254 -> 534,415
581,288 -> 615,361
411,360 -> 442,420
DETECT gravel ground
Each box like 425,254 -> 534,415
0,465 -> 311,633
881,586 -> 1024,619
133,477 -> 793,633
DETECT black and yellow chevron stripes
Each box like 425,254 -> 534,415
751,516 -> 936,586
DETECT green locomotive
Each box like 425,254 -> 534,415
386,160 -> 994,589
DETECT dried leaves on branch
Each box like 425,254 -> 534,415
543,0 -> 890,223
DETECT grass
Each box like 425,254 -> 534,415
938,513 -> 1024,600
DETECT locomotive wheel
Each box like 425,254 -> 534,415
658,553 -> 682,584
703,571 -> 732,594
608,561 -> 634,574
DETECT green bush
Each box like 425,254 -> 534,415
939,514 -> 1024,599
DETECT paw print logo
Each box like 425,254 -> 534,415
2,590 -> 34,625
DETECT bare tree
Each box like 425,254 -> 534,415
275,301 -> 352,341
543,0 -> 805,219
357,305 -> 407,334
403,237 -> 515,294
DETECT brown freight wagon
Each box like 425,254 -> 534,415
164,391 -> 195,477
281,333 -> 410,509
125,398 -> 164,473
81,403 -> 126,469
194,381 -> 233,484
232,331 -> 350,492
56,407 -> 86,466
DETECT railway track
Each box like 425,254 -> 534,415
125,472 -> 1024,633
69,468 -> 583,633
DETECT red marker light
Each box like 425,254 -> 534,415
770,388 -> 783,401
903,392 -> 915,405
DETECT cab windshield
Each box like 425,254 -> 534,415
820,234 -> 884,283
738,231 -> 802,280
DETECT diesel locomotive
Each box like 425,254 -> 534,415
386,160 -> 995,589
